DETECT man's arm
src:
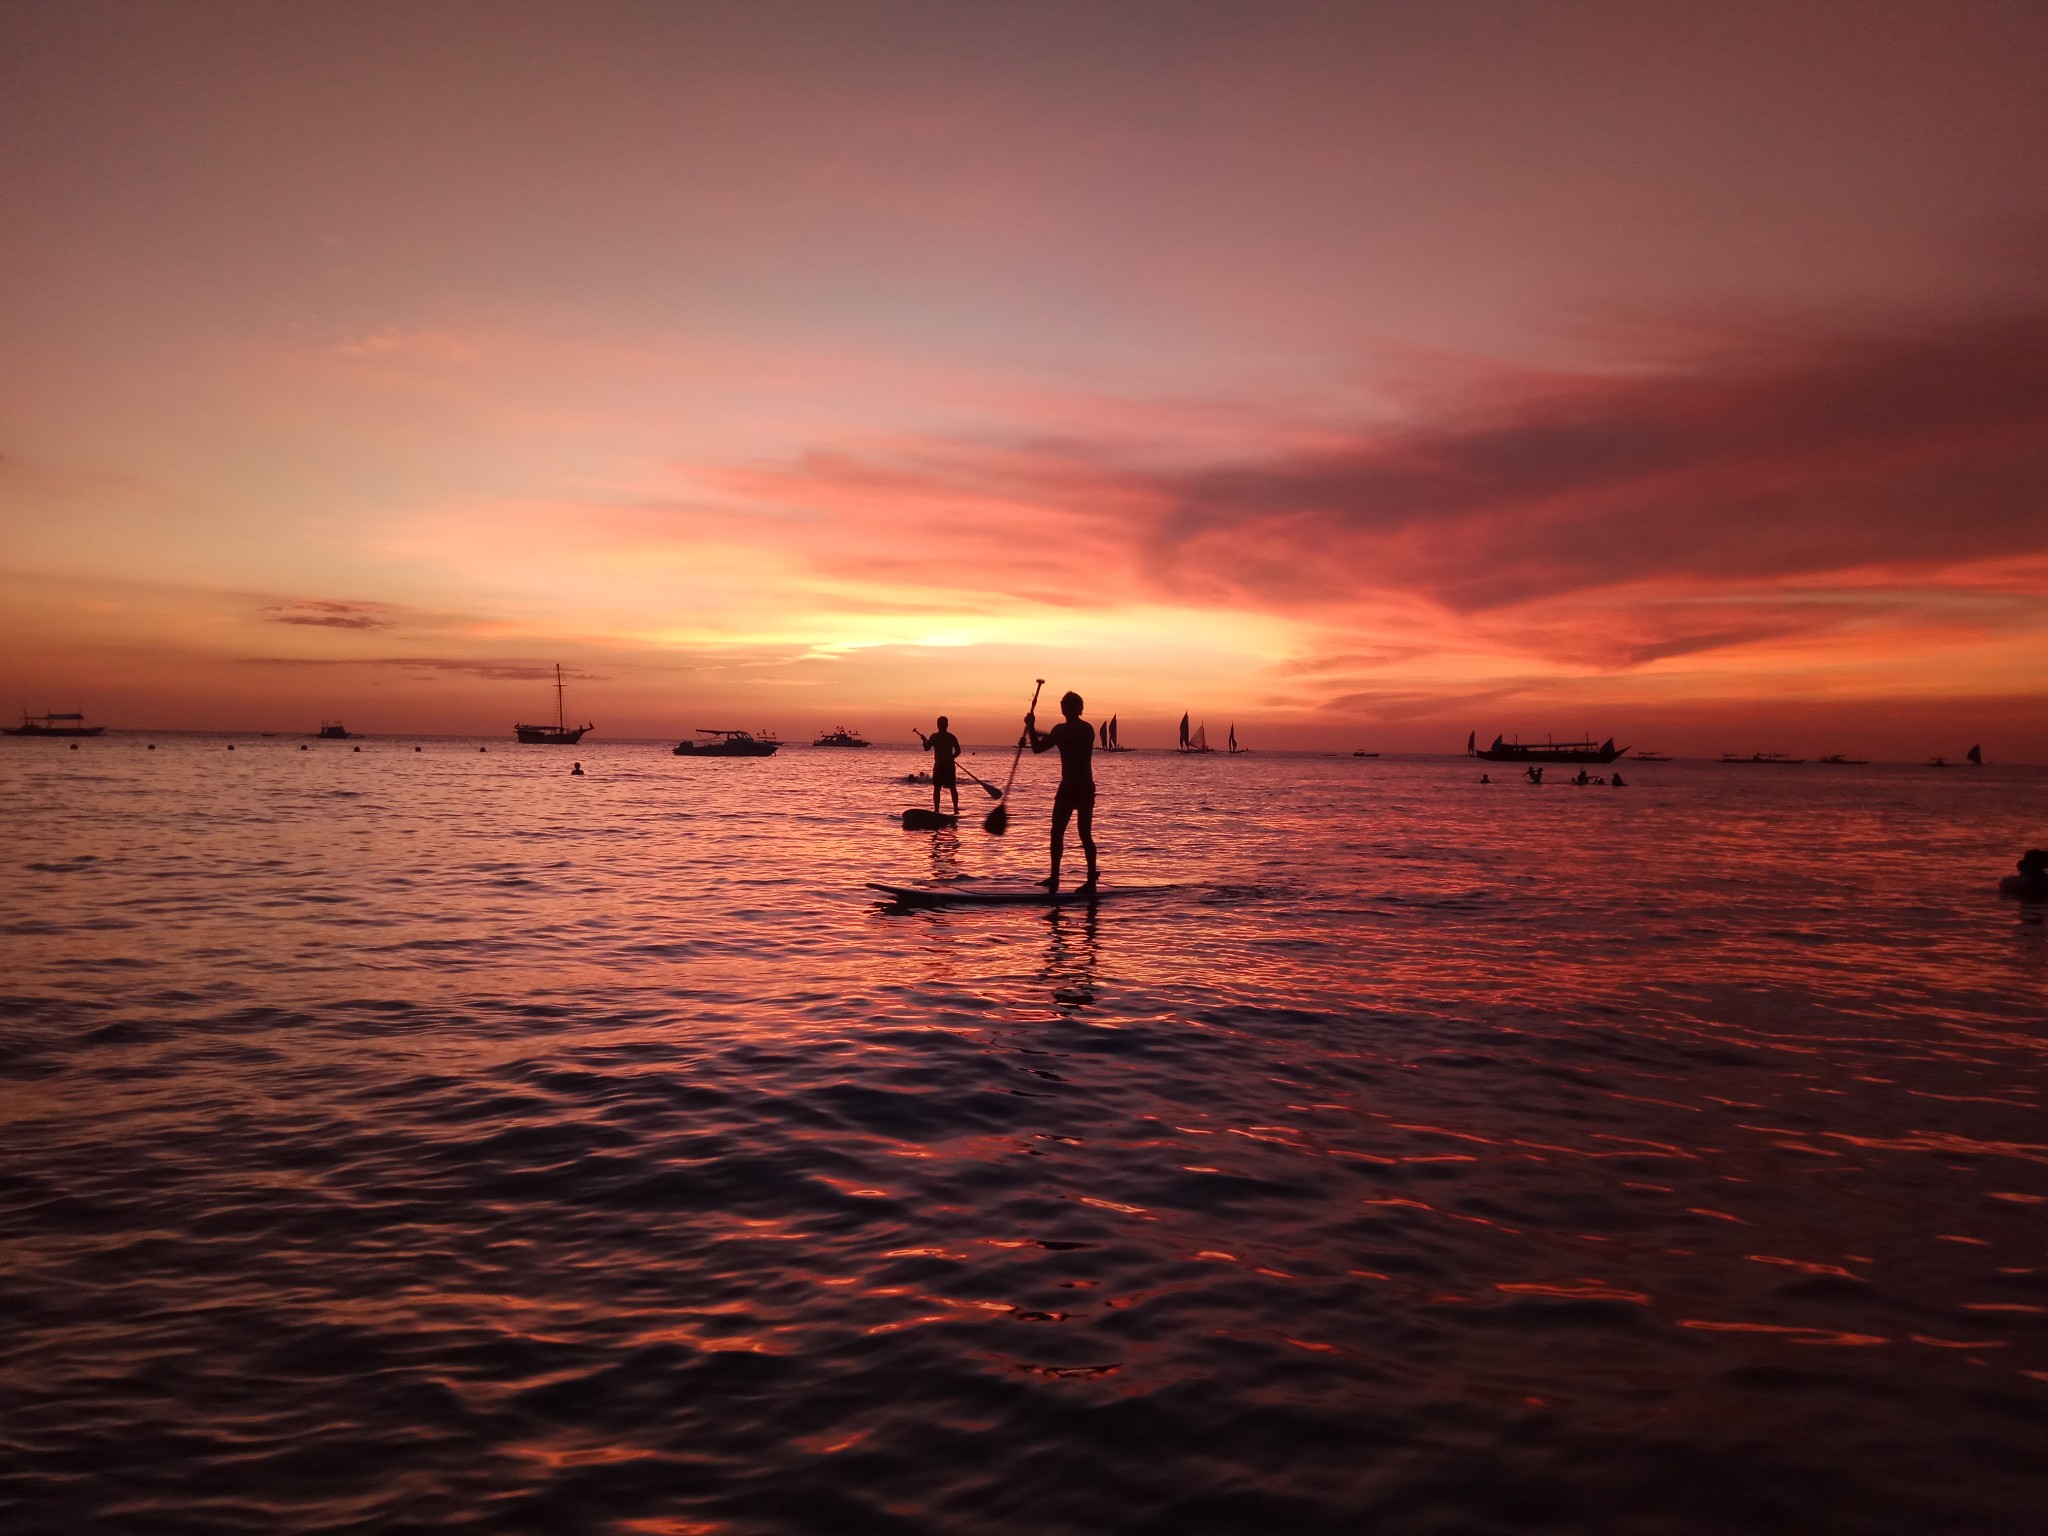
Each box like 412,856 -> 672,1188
1025,712 -> 1055,754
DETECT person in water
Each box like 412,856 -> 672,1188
1525,765 -> 1544,784
913,716 -> 962,816
571,761 -> 584,777
1025,690 -> 1098,891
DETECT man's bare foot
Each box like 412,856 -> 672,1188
1078,873 -> 1099,890
1036,874 -> 1059,889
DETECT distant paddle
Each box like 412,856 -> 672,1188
984,679 -> 1043,834
910,725 -> 1003,800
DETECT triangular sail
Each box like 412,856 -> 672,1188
1968,743 -> 1982,764
1109,715 -> 1119,748
1179,712 -> 1190,749
1190,723 -> 1207,751
1228,724 -> 1238,752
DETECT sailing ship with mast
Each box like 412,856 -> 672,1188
1177,713 -> 1215,753
1096,715 -> 1130,752
514,664 -> 592,745
1227,724 -> 1248,754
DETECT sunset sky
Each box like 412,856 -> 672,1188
4,2 -> 2045,754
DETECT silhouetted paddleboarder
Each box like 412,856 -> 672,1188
1024,690 -> 1098,892
913,717 -> 962,816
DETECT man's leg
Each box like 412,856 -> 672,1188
1044,800 -> 1072,888
1076,800 -> 1098,884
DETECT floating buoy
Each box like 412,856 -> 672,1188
479,747 -> 487,753
147,744 -> 156,750
228,745 -> 235,751
352,746 -> 361,752
70,743 -> 79,750
300,744 -> 309,751
414,746 -> 421,753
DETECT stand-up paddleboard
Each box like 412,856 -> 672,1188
900,808 -> 958,829
867,881 -> 1174,907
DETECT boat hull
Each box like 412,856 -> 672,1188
515,725 -> 590,744
3,724 -> 105,737
1476,743 -> 1624,764
673,742 -> 778,757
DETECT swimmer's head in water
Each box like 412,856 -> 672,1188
1061,691 -> 1083,718
2021,848 -> 2048,875
937,716 -> 948,730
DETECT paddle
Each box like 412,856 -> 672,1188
910,726 -> 1003,799
984,679 -> 1043,834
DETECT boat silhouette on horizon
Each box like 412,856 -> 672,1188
515,664 -> 592,745
1470,730 -> 1627,764
4,710 -> 105,738
674,729 -> 780,757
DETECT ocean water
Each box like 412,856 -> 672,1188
2,735 -> 2045,1536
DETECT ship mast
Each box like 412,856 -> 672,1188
555,663 -> 566,731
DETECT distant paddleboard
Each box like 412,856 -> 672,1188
867,881 -> 1172,907
900,808 -> 958,829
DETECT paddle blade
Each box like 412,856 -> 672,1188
980,780 -> 1003,799
983,805 -> 1008,834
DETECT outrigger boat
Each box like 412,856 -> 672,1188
1721,752 -> 1805,764
1469,730 -> 1627,765
673,729 -> 780,757
1177,713 -> 1215,753
1097,714 -> 1131,752
812,726 -> 870,748
1817,754 -> 1869,765
515,664 -> 592,745
314,722 -> 353,740
1630,750 -> 1673,762
4,711 -> 105,738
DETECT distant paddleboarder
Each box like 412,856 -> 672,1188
1024,690 -> 1098,892
913,716 -> 963,817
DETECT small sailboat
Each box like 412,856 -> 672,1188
1227,724 -> 1248,754
515,664 -> 592,744
1177,713 -> 1215,754
1967,743 -> 1983,765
